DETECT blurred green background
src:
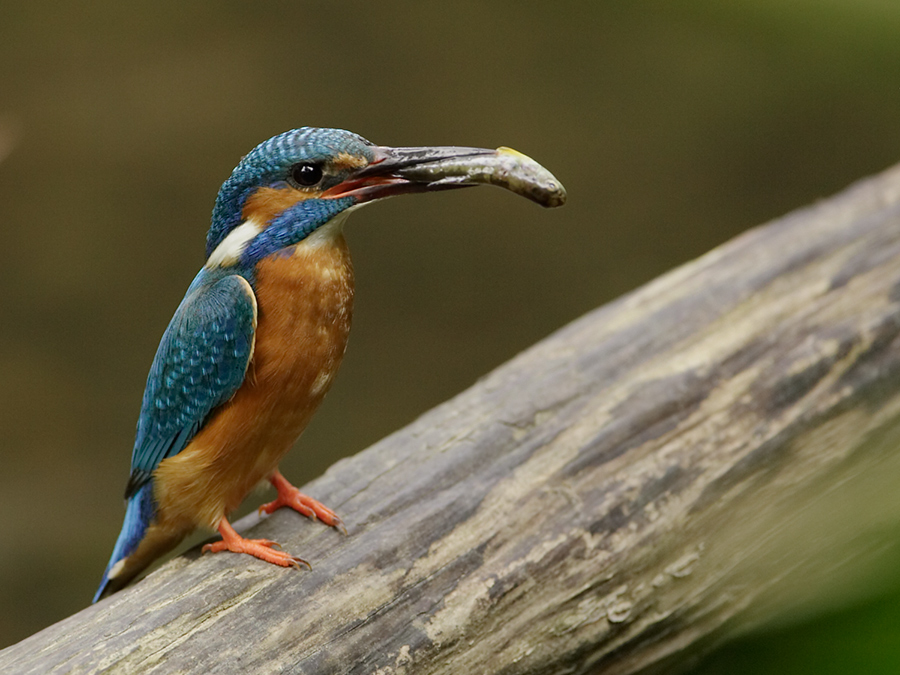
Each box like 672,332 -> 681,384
2,1 -> 900,670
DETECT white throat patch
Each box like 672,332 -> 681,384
301,204 -> 365,249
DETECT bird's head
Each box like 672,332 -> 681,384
206,127 -> 566,269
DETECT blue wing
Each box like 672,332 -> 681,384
124,268 -> 258,498
94,268 -> 257,602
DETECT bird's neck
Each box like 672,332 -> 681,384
207,193 -> 357,269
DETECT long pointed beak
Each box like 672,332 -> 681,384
322,145 -> 567,208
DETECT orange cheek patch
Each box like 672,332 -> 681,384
242,187 -> 322,225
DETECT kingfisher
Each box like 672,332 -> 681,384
94,127 -> 566,602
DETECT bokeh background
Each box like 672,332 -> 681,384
3,1 -> 900,671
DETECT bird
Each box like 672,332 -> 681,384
93,127 -> 566,602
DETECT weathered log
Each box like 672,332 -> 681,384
4,163 -> 900,674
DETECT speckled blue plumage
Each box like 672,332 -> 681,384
126,268 -> 257,498
208,127 -> 374,257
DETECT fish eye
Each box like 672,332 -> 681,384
291,162 -> 324,187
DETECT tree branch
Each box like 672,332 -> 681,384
5,164 -> 900,674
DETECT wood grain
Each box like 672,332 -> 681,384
5,164 -> 900,674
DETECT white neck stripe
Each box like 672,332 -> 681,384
205,217 -> 264,268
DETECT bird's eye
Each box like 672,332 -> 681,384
291,162 -> 324,187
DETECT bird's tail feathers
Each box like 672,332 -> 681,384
93,483 -> 157,603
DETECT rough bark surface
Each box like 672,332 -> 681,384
5,165 -> 900,675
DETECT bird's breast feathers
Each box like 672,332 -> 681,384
154,228 -> 354,528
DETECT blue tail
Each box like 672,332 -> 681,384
93,483 -> 156,603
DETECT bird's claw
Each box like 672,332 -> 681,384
333,516 -> 349,536
202,534 -> 308,569
262,471 -> 347,534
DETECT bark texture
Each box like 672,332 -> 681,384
4,165 -> 900,674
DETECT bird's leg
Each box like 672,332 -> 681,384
259,469 -> 347,534
202,517 -> 310,569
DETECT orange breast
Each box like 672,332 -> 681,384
154,233 -> 354,530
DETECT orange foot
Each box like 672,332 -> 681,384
259,469 -> 347,534
202,518 -> 310,569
